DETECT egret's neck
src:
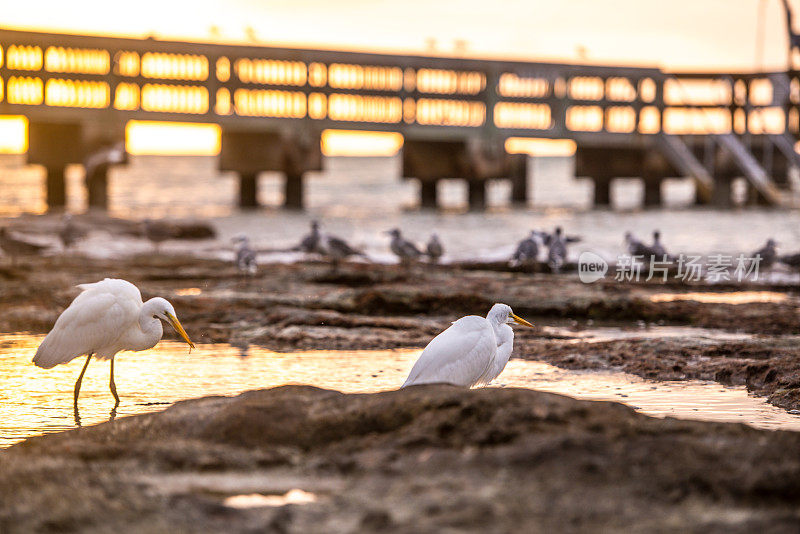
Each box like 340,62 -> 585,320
137,299 -> 164,347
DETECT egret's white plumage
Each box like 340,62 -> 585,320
33,278 -> 194,405
402,303 -> 532,388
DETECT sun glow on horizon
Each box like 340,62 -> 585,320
505,137 -> 576,157
125,120 -> 221,156
0,116 -> 28,154
321,130 -> 403,156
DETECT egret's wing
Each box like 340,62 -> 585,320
481,327 -> 514,385
33,282 -> 141,368
403,316 -> 496,388
76,278 -> 143,303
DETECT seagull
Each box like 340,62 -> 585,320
402,303 -> 533,388
779,252 -> 800,270
143,219 -> 174,253
293,220 -> 324,254
59,214 -> 83,251
426,234 -> 444,264
753,239 -> 778,269
319,233 -> 367,270
232,235 -> 257,276
0,227 -> 49,265
650,230 -> 669,258
511,231 -> 544,266
547,227 -> 568,273
625,231 -> 655,257
387,228 -> 423,265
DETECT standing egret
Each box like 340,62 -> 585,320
33,279 -> 194,407
402,303 -> 533,388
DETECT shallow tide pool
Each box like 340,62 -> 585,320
2,333 -> 800,448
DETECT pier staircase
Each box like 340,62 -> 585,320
654,74 -> 799,208
714,133 -> 786,205
656,133 -> 715,204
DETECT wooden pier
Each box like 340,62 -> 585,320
0,27 -> 798,210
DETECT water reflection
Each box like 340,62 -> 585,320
649,291 -> 791,304
2,333 -> 799,448
223,489 -> 318,509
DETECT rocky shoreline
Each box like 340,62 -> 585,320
2,252 -> 800,410
3,241 -> 800,530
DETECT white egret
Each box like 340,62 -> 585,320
402,303 -> 533,388
33,278 -> 194,406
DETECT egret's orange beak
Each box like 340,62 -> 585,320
166,312 -> 195,349
512,313 -> 534,327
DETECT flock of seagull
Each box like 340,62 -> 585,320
2,216 -> 799,274
232,220 -> 579,274
623,230 -> 800,270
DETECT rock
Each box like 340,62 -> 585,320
2,385 -> 800,532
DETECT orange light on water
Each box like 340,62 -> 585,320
0,116 -> 28,154
505,137 -> 576,157
125,120 -> 221,156
321,129 -> 403,156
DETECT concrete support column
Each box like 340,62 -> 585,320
509,154 -> 528,206
239,172 -> 259,209
643,179 -> 662,208
284,171 -> 304,210
594,177 -> 611,207
467,181 -> 486,211
420,180 -> 438,209
711,175 -> 732,208
28,121 -> 83,212
45,166 -> 67,211
86,165 -> 109,210
746,184 -> 770,206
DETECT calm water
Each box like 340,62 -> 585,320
2,155 -> 800,265
3,333 -> 799,448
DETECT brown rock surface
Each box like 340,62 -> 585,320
3,385 -> 800,533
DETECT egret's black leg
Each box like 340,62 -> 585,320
109,358 -> 120,405
73,354 -> 92,426
74,353 -> 92,406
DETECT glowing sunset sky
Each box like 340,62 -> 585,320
2,0 -> 798,71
